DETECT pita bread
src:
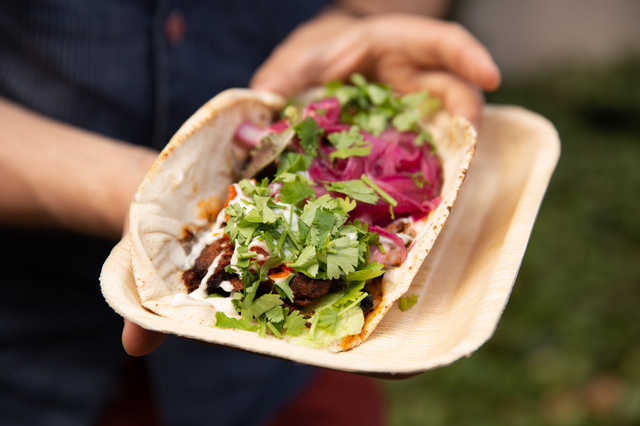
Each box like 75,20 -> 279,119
129,88 -> 476,352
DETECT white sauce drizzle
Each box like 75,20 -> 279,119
219,280 -> 235,292
199,252 -> 224,289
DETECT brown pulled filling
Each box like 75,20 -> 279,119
181,237 -> 378,313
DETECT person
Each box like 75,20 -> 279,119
0,1 -> 500,425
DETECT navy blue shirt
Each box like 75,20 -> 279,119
0,1 -> 329,425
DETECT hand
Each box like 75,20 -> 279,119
251,11 -> 501,127
122,318 -> 167,356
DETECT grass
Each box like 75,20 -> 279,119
380,58 -> 640,426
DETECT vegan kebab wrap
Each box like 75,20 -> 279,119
128,75 -> 477,352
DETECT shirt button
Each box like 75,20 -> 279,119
164,10 -> 187,46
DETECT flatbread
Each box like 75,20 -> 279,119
129,88 -> 476,352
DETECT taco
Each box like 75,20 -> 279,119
129,75 -> 477,352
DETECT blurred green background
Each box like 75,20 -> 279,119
377,1 -> 640,421
380,57 -> 640,426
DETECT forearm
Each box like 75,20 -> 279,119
0,97 -> 157,239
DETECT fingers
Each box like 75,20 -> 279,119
122,319 -> 166,356
405,71 -> 485,128
251,12 -> 497,127
368,15 -> 501,92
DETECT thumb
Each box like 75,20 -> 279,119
122,319 -> 166,356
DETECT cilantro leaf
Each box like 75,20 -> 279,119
328,126 -> 363,149
276,152 -> 312,176
327,126 -> 371,162
344,261 -> 385,281
273,273 -> 295,302
400,91 -> 428,109
283,309 -> 307,336
279,175 -> 315,205
317,307 -> 339,330
324,180 -> 379,204
311,209 -> 335,248
214,312 -> 258,332
265,305 -> 285,323
361,174 -> 397,208
392,109 -> 421,132
325,237 -> 359,279
289,245 -> 319,277
247,294 -> 283,319
294,117 -> 323,157
253,195 -> 278,223
399,294 -> 419,311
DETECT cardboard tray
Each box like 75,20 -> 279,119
100,105 -> 560,377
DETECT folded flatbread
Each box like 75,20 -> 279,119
129,85 -> 476,352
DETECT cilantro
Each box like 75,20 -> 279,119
294,117 -> 323,157
344,261 -> 385,281
323,74 -> 438,148
243,129 -> 295,179
282,104 -> 299,123
299,201 -> 318,227
400,91 -> 428,109
266,322 -> 283,339
260,231 -> 276,251
399,294 -> 419,311
283,309 -> 307,336
324,180 -> 379,204
325,237 -> 359,279
259,256 -> 284,279
311,209 -> 335,248
238,280 -> 260,312
406,171 -> 430,189
258,316 -> 267,337
276,152 -> 312,176
278,175 -> 315,205
273,273 -> 295,302
338,292 -> 368,316
317,307 -> 339,330
327,126 -> 371,162
353,110 -> 389,136
360,174 -> 397,208
366,84 -> 389,105
214,312 -> 258,332
278,212 -> 302,251
336,197 -> 357,213
288,245 -> 319,277
246,293 -> 283,319
265,305 -> 285,323
253,195 -> 278,223
392,109 -> 421,132
239,179 -> 256,196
